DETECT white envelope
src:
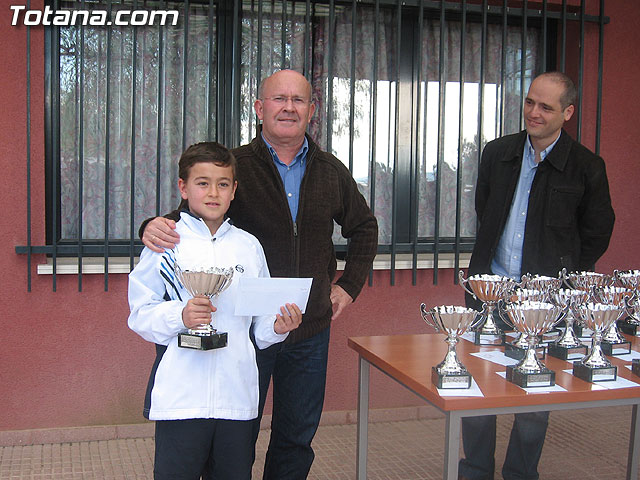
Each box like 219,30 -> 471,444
235,277 -> 313,316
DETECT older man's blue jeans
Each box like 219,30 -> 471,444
459,411 -> 549,480
252,327 -> 330,480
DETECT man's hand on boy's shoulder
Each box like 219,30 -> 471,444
142,217 -> 180,253
274,303 -> 302,334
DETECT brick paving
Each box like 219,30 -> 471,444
1,406 -> 637,479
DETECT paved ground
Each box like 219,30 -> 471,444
1,405 -> 637,479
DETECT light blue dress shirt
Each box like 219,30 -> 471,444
490,133 -> 561,280
262,134 -> 308,222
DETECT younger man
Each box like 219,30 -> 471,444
128,142 -> 302,480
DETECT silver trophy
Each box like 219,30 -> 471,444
547,289 -> 590,360
573,303 -> 623,382
562,269 -> 613,336
502,301 -> 563,387
592,286 -> 633,356
420,304 -> 481,389
520,273 -> 563,291
614,269 -> 640,336
175,265 -> 234,350
503,289 -> 550,361
459,271 -> 517,345
562,269 -> 613,291
519,273 -> 564,343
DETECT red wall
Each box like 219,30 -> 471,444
1,0 -> 639,434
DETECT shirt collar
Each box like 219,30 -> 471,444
525,131 -> 562,165
261,133 -> 309,167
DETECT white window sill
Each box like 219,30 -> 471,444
37,253 -> 471,275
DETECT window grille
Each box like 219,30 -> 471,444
16,0 -> 609,290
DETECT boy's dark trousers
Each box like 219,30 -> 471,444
154,417 -> 253,480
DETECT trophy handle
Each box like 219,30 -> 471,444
458,270 -> 477,299
420,303 -> 439,331
496,300 -> 513,329
614,269 -> 621,286
560,267 -> 575,289
552,305 -> 570,328
470,309 -> 484,330
625,293 -> 640,321
590,285 -> 602,304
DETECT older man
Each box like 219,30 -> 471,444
141,70 -> 378,479
460,71 -> 614,480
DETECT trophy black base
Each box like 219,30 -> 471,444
547,343 -> 588,361
474,331 -> 505,346
574,325 -> 593,338
540,328 -> 562,345
573,362 -> 617,382
506,365 -> 555,387
618,321 -> 640,337
178,331 -> 228,350
632,359 -> 640,377
600,340 -> 631,356
504,343 -> 546,361
432,367 -> 472,389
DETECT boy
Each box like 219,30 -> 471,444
128,142 -> 302,479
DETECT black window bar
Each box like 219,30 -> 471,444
16,0 -> 609,291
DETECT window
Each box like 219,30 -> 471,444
24,0 -> 606,286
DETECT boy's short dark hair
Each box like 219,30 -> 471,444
178,142 -> 237,181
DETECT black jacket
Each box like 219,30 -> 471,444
468,129 -> 614,280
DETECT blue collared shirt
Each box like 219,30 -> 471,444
262,134 -> 308,222
490,133 -> 561,280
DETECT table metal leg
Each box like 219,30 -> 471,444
627,403 -> 640,480
356,357 -> 370,480
444,411 -> 461,480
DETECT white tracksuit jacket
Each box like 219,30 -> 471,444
128,212 -> 288,421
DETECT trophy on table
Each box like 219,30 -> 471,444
175,265 -> 234,350
459,271 -> 517,345
503,289 -> 550,361
562,269 -> 613,336
573,303 -> 623,382
614,269 -> 640,336
520,273 -> 563,291
624,294 -> 640,335
547,289 -> 590,360
519,273 -> 563,343
592,286 -> 633,356
502,301 -> 563,387
420,304 -> 481,389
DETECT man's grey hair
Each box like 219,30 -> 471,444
537,71 -> 578,110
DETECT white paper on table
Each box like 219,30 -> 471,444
614,350 -> 640,362
438,378 -> 484,397
460,332 -> 476,343
234,277 -> 312,316
471,350 -> 519,367
594,376 -> 640,389
495,371 -> 567,393
562,369 -> 639,389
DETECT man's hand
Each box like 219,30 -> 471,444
182,295 -> 216,329
274,303 -> 303,334
142,217 -> 180,253
330,284 -> 353,320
